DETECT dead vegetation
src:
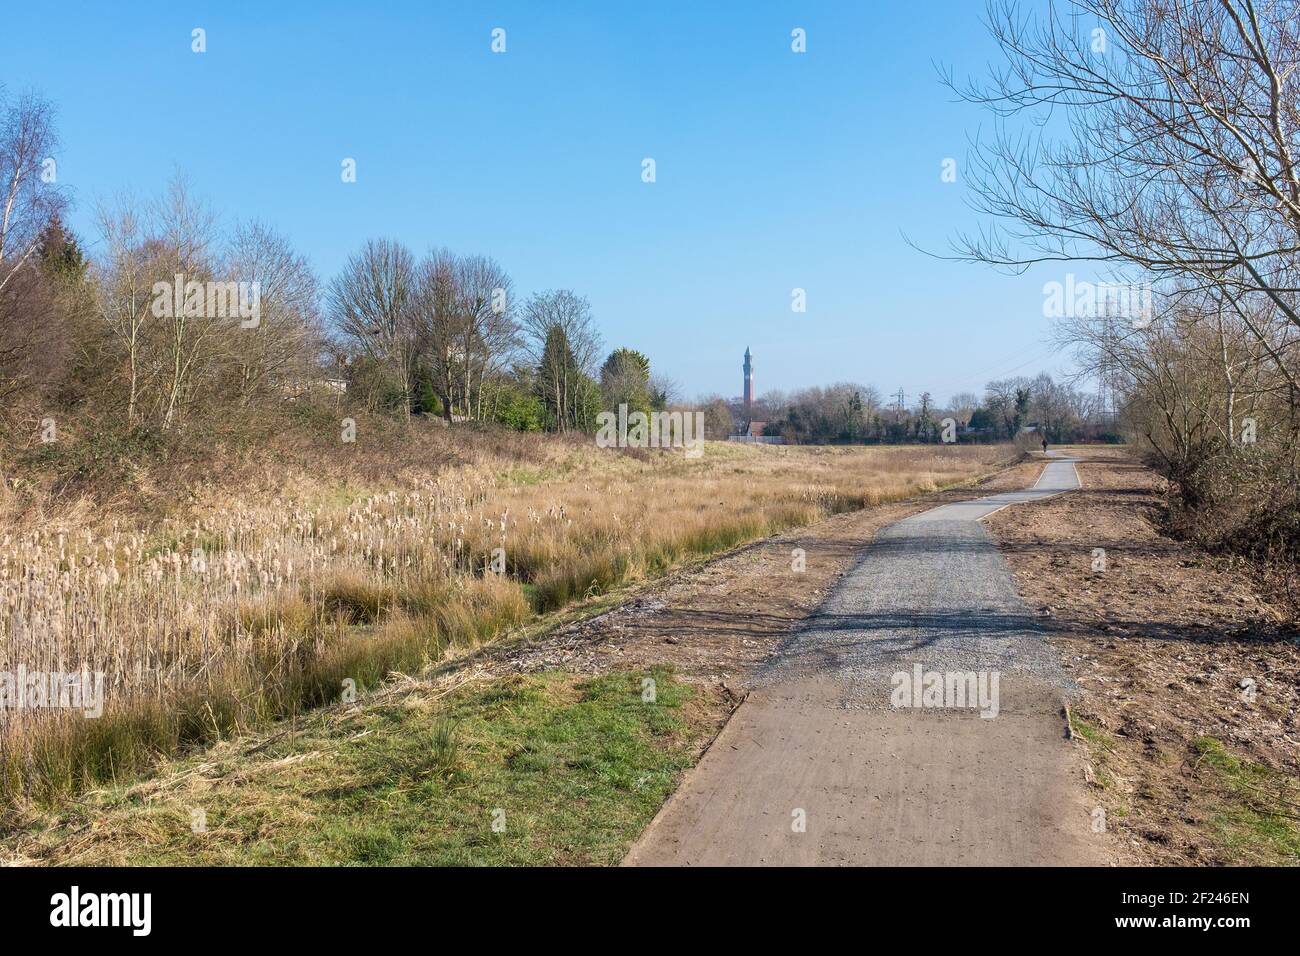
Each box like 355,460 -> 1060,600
0,428 -> 1011,807
986,449 -> 1300,865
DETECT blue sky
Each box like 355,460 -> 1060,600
2,0 -> 1087,405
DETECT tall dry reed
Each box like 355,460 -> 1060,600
0,440 -> 1008,803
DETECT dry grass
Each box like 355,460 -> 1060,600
0,437 -> 1010,805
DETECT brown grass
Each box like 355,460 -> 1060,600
0,435 -> 1011,805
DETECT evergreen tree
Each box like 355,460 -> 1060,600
599,347 -> 652,416
1013,387 -> 1031,434
37,215 -> 87,282
536,325 -> 574,430
916,392 -> 936,442
536,325 -> 599,432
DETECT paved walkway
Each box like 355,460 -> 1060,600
624,455 -> 1106,866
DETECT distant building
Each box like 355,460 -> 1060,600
727,347 -> 783,443
281,376 -> 348,398
743,346 -> 754,428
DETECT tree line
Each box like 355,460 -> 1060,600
715,372 -> 1107,446
0,87 -> 691,453
4,83 -> 1103,463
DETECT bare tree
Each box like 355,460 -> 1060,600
455,255 -> 519,420
153,176 -> 219,429
697,394 -> 736,440
523,290 -> 602,432
0,89 -> 65,296
759,388 -> 789,421
649,372 -> 680,409
947,391 -> 981,426
984,377 -> 1031,437
1061,289 -> 1278,474
412,248 -> 461,423
945,0 -> 1300,387
225,220 -> 322,406
329,239 -> 417,420
0,90 -> 67,415
91,196 -> 153,426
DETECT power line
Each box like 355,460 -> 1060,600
931,345 -> 1061,397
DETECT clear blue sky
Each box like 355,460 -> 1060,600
3,0 -> 1088,405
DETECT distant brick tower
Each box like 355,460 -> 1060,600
743,346 -> 753,429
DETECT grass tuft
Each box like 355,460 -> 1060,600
1191,736 -> 1300,864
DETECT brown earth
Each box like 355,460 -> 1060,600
984,448 -> 1300,865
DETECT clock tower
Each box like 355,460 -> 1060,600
743,347 -> 754,427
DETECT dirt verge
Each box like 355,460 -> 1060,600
984,449 -> 1300,865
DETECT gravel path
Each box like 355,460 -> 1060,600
625,454 -> 1107,866
756,455 -> 1082,705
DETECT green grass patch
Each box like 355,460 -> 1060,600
1069,714 -> 1114,747
1191,736 -> 1300,865
14,669 -> 719,866
1068,714 -> 1118,789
